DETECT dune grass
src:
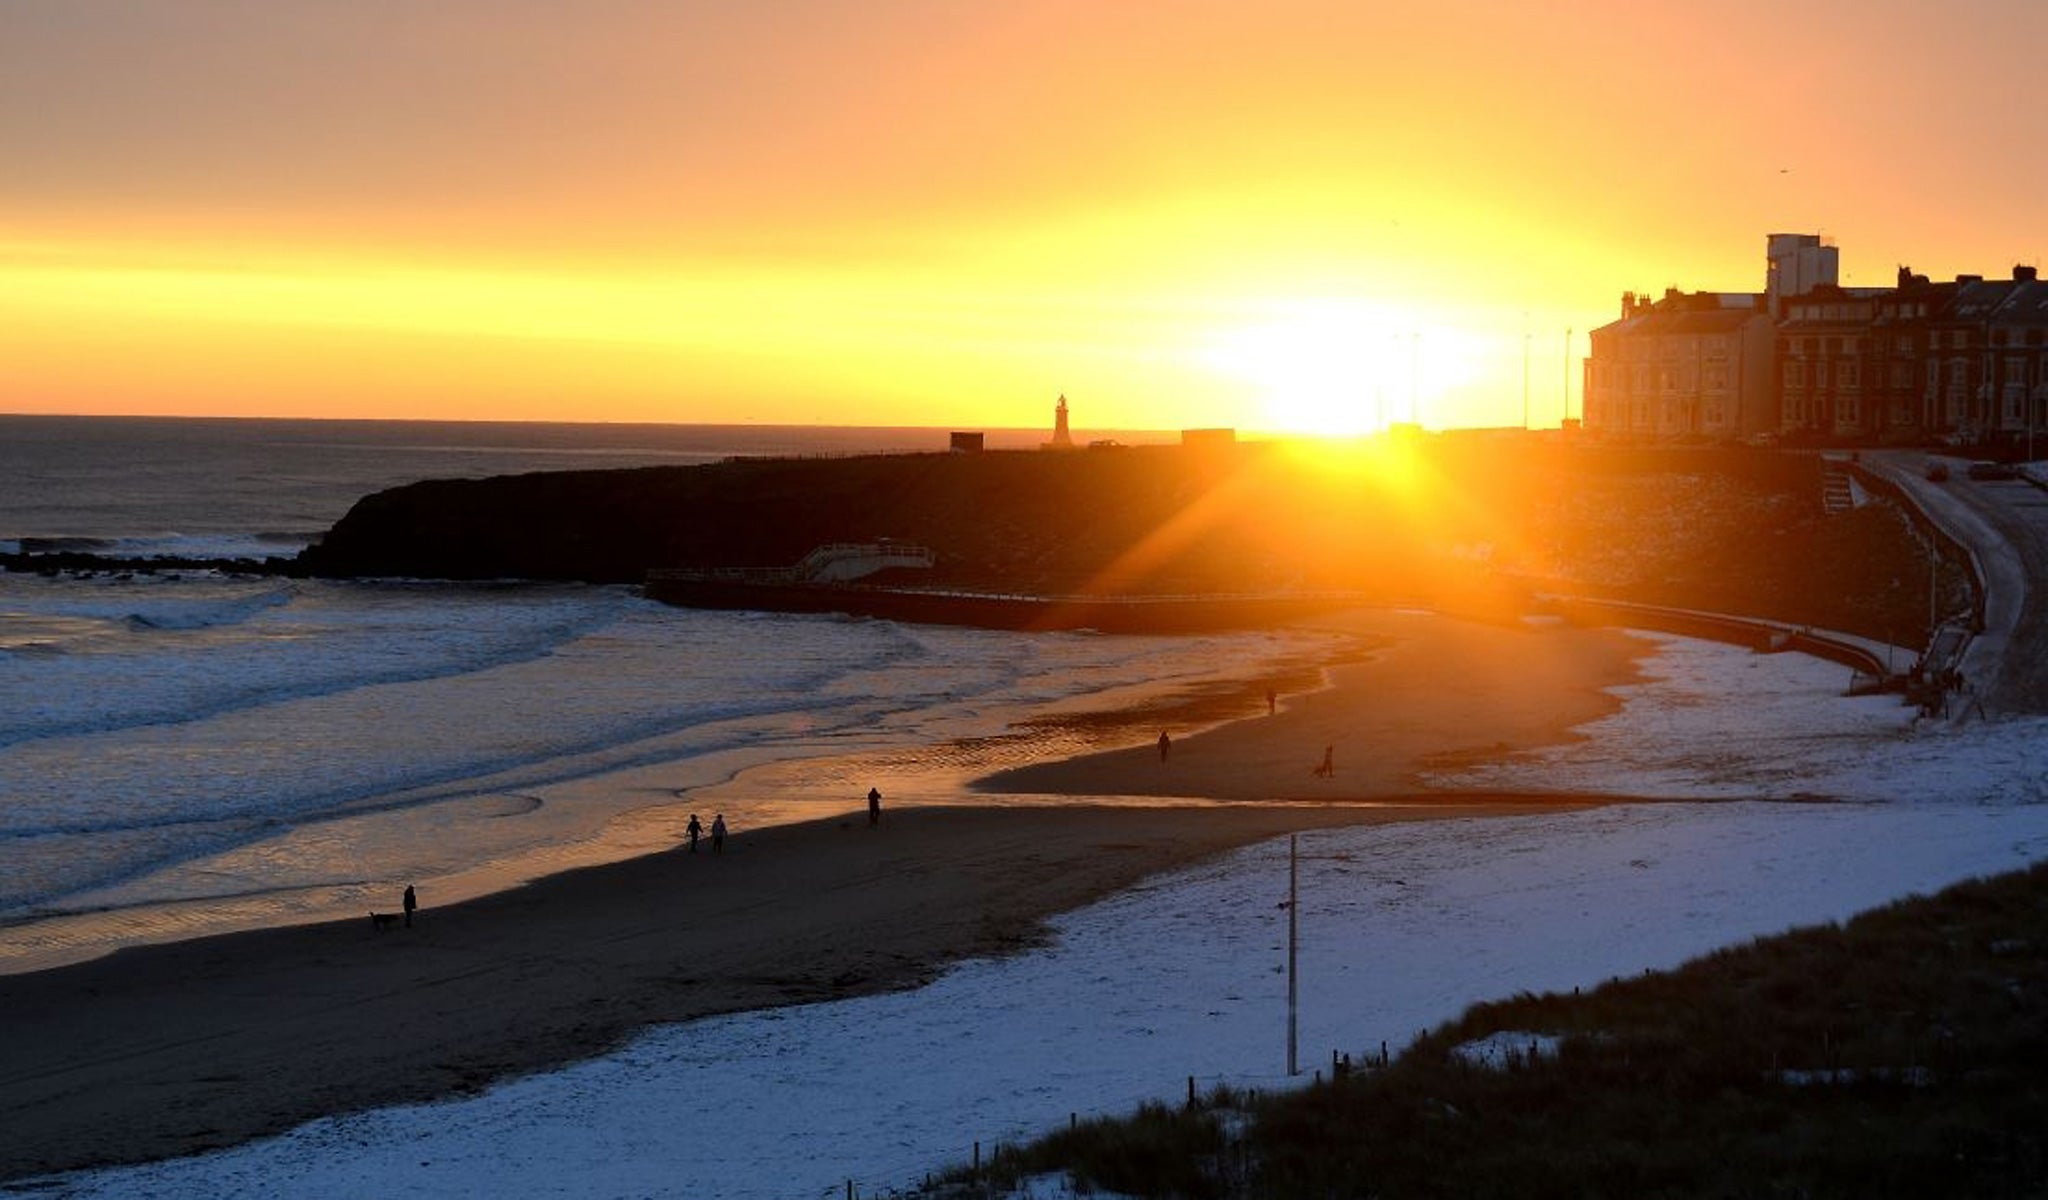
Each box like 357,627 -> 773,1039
925,861 -> 2048,1198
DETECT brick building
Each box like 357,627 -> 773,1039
1586,236 -> 2047,448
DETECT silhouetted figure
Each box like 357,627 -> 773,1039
402,884 -> 417,928
1266,688 -> 1277,715
1158,731 -> 1171,762
686,813 -> 702,853
711,813 -> 727,854
1313,745 -> 1334,778
867,787 -> 882,827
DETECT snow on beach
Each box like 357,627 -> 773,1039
1433,630 -> 2048,804
54,632 -> 2048,1199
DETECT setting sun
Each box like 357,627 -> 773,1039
1201,301 -> 1488,434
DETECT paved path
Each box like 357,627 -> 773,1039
1865,451 -> 2048,716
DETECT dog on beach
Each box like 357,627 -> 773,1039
370,911 -> 401,931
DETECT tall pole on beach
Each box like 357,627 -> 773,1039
1287,834 -> 1299,1077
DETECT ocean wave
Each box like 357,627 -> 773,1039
105,531 -> 317,560
0,595 -> 1332,918
0,580 -> 644,751
0,683 -> 893,911
122,585 -> 297,631
16,536 -> 118,553
5,532 -> 318,562
0,603 -> 1027,846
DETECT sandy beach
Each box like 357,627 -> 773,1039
978,609 -> 1646,800
0,609 -> 1645,1181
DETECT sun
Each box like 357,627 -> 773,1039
1198,300 -> 1405,435
1200,299 -> 1475,436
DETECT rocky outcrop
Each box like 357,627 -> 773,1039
290,441 -> 1933,641
298,446 -> 1348,593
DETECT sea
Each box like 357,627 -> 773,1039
0,415 -> 1336,971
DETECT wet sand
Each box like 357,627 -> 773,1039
979,609 -> 1646,800
0,609 -> 1649,1182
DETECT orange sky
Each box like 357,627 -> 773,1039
4,0 -> 2044,433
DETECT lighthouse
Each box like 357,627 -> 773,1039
1048,394 -> 1074,449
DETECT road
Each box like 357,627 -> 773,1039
1865,451 -> 2048,716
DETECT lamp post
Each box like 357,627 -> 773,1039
1287,834 -> 1298,1077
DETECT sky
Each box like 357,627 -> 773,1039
5,0 -> 2045,433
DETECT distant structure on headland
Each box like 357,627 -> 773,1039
1584,232 -> 2048,447
1044,394 -> 1075,449
948,431 -> 984,453
1180,427 -> 1237,452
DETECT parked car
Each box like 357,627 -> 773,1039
1925,462 -> 1950,482
1966,461 -> 2017,481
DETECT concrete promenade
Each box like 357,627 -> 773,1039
1863,450 -> 2048,716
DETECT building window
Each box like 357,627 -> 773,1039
1815,360 -> 1829,388
1839,361 -> 1861,390
1897,335 -> 1913,354
1784,361 -> 1806,389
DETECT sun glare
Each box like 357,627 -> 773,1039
1200,300 -> 1479,436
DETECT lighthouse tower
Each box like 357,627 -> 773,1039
1048,394 -> 1074,449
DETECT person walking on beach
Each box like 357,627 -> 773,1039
402,884 -> 417,928
711,813 -> 727,854
1158,731 -> 1171,762
1313,745 -> 1334,778
1266,687 -> 1277,716
867,787 -> 882,827
686,813 -> 702,853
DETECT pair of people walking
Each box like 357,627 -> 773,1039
686,813 -> 726,854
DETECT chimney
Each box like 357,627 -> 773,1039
1897,265 -> 1913,288
2016,265 -> 2038,283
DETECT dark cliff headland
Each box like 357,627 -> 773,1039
294,439 -> 1962,646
